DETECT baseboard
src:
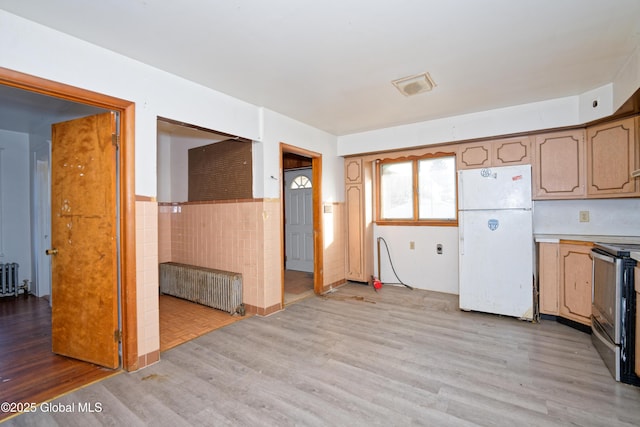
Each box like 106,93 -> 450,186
556,316 -> 592,334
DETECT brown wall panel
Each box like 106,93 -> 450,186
188,140 -> 252,201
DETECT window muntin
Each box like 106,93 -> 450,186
377,153 -> 457,225
290,175 -> 312,189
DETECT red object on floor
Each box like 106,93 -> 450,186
373,278 -> 382,290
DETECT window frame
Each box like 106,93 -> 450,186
375,152 -> 458,226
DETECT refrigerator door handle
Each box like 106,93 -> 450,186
458,171 -> 464,210
459,214 -> 464,255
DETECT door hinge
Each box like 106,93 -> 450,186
114,329 -> 122,343
111,133 -> 120,150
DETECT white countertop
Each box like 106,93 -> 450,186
534,234 -> 640,245
631,252 -> 640,262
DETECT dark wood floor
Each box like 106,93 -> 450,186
0,296 -> 117,422
6,283 -> 640,426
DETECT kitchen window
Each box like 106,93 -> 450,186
376,153 -> 457,225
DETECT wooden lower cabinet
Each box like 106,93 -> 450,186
538,241 -> 592,326
558,242 -> 592,325
538,243 -> 560,315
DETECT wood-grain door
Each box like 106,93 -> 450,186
559,243 -> 592,326
533,130 -> 586,199
586,117 -> 638,198
50,112 -> 119,369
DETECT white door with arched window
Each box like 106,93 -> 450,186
284,168 -> 314,272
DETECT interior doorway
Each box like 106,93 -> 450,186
0,68 -> 136,417
156,118 -> 252,351
280,144 -> 323,306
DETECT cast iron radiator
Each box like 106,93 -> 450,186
0,263 -> 19,297
159,262 -> 243,315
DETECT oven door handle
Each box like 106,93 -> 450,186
592,249 -> 616,264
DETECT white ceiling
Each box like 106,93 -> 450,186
1,0 -> 640,136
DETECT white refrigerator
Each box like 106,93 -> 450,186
458,164 -> 533,320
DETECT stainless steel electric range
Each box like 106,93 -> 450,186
591,242 -> 640,386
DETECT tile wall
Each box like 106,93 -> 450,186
135,200 -> 160,367
157,198 -> 346,314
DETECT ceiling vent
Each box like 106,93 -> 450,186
392,72 -> 436,97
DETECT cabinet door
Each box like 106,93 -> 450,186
346,184 -> 365,280
586,117 -> 638,197
457,142 -> 492,170
559,243 -> 592,325
493,136 -> 532,167
538,243 -> 559,315
345,158 -> 363,185
533,130 -> 586,199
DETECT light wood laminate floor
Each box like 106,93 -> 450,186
5,283 -> 640,426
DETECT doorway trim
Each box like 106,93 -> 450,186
0,67 -> 138,371
280,143 -> 323,304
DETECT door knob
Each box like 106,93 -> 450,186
45,248 -> 58,256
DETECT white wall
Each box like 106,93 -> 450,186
156,132 -> 216,203
258,109 -> 341,201
374,225 -> 459,294
0,130 -> 32,285
337,96 -> 580,156
0,10 -> 261,198
1,11 -> 343,206
337,47 -> 640,157
533,199 -> 640,237
156,133 -> 172,203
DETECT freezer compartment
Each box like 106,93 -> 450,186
458,165 -> 532,210
458,209 -> 534,319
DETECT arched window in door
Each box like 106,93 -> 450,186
290,175 -> 312,189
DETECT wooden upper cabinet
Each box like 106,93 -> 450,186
345,158 -> 363,185
457,142 -> 492,169
586,117 -> 638,198
457,136 -> 531,170
533,129 -> 586,199
493,136 -> 532,166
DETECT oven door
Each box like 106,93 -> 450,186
591,249 -> 622,344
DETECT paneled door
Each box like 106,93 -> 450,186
284,168 -> 314,272
49,112 -> 119,369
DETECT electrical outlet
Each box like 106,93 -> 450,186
437,244 -> 443,254
409,241 -> 415,250
579,211 -> 590,222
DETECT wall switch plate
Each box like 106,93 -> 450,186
579,211 -> 590,222
409,241 -> 415,250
